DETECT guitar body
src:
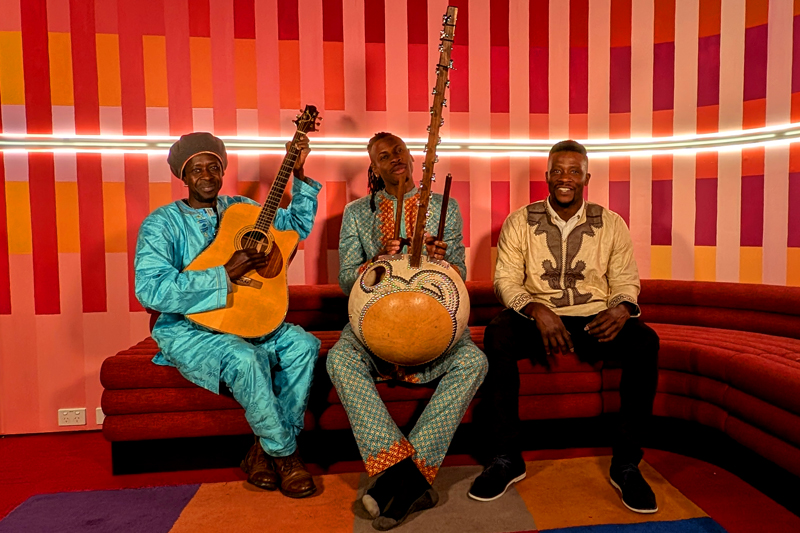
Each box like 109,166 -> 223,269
185,202 -> 299,338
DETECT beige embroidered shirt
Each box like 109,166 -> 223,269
494,199 -> 641,318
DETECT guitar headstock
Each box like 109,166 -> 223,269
293,105 -> 321,134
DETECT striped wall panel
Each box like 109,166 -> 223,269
0,0 -> 799,434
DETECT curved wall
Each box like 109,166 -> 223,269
0,0 -> 798,434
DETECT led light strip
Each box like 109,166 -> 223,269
1,122 -> 799,156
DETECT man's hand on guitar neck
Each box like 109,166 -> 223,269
224,249 -> 269,282
288,133 -> 312,185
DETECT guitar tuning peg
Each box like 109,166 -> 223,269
449,60 -> 455,69
432,173 -> 436,181
427,125 -> 431,133
432,88 -> 437,95
446,80 -> 451,88
439,44 -> 444,53
434,155 -> 439,163
442,99 -> 447,107
440,118 -> 445,126
437,137 -> 442,145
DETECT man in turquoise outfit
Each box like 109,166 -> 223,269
134,132 -> 321,498
326,133 -> 488,530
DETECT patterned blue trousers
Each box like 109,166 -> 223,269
326,325 -> 487,483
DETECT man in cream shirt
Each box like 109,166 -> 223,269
468,140 -> 661,514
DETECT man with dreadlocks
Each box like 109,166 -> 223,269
326,133 -> 487,531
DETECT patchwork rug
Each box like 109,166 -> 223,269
0,456 -> 737,533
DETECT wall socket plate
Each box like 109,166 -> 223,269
96,407 -> 105,425
58,408 -> 86,426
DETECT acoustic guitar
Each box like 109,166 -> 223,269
184,105 -> 320,338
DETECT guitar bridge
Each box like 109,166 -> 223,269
234,276 -> 263,289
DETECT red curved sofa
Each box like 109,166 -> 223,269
100,280 -> 800,477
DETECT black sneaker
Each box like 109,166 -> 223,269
468,454 -> 527,502
609,463 -> 658,513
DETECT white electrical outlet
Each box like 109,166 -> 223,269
96,407 -> 105,425
58,408 -> 86,426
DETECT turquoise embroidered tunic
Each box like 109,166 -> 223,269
134,177 -> 321,393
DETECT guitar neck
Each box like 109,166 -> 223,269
409,7 -> 458,268
254,131 -> 303,232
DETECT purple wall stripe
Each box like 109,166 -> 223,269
651,180 -> 672,245
695,177 -> 718,246
743,24 -> 768,101
652,42 -> 675,112
788,173 -> 800,247
697,34 -> 721,107
609,47 -> 632,114
740,174 -> 764,247
609,181 -> 630,227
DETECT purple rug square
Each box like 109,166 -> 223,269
547,517 -> 728,532
0,484 -> 200,533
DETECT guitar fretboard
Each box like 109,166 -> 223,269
253,131 -> 303,232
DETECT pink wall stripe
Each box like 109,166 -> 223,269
491,180 -> 510,247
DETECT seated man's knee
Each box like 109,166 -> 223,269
484,311 -> 515,355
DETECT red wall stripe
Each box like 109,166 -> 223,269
364,0 -> 386,112
789,173 -> 800,247
233,0 -> 255,40
277,0 -> 299,40
70,0 -> 108,313
407,0 -> 428,112
529,0 -> 548,115
697,35 -> 720,107
449,0 -> 469,113
695,178 -> 718,246
530,181 -> 548,203
569,0 -> 588,114
490,0 -> 510,114
651,179 -> 672,246
94,0 -> 118,33
188,0 -> 211,38
21,0 -> 61,315
323,0 -> 343,42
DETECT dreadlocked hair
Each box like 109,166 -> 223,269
367,132 -> 395,212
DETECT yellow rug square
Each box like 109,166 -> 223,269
515,456 -> 707,530
169,473 -> 360,533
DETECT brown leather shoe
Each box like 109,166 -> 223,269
240,441 -> 279,491
272,450 -> 317,498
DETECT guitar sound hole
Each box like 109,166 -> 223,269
240,231 -> 271,253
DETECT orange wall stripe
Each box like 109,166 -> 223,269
48,32 -> 74,106
0,32 -> 25,105
5,181 -> 32,254
95,34 -> 121,107
55,182 -> 80,253
102,182 -> 127,253
189,37 -> 213,108
142,35 -> 169,108
234,39 -> 258,109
